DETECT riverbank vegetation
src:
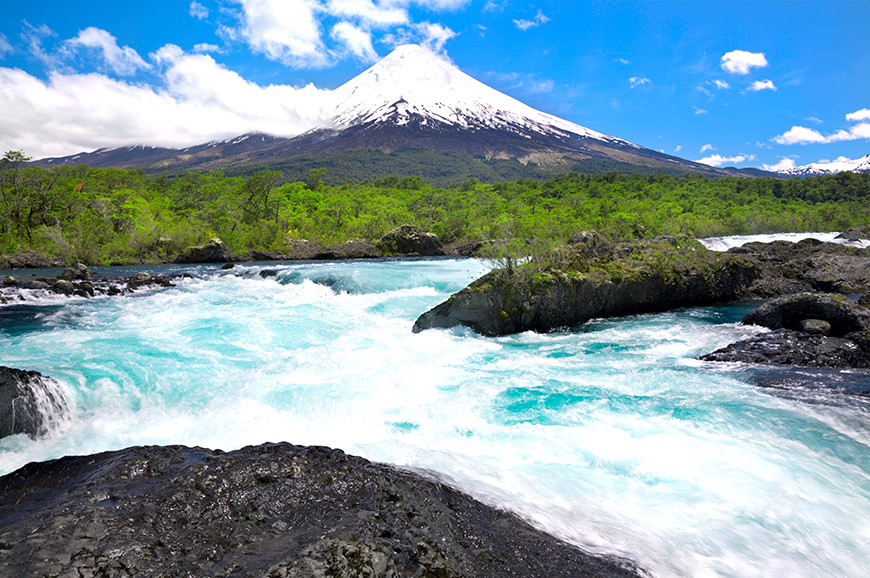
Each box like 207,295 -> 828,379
2,150 -> 869,265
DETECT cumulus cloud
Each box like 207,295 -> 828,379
416,21 -> 456,52
697,153 -> 755,167
65,27 -> 151,75
747,79 -> 776,92
190,1 -> 209,20
331,21 -> 378,62
762,157 -> 797,172
629,76 -> 650,88
234,0 -> 329,67
0,46 -> 335,159
514,10 -> 549,30
193,43 -> 221,53
846,108 -> 870,122
711,79 -> 730,90
720,50 -> 768,75
700,144 -> 714,153
773,108 -> 870,144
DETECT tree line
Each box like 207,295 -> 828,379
2,150 -> 869,265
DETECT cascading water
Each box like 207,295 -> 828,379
1,249 -> 869,578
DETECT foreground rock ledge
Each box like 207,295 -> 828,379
0,443 -> 642,578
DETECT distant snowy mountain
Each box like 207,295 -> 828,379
779,154 -> 870,177
35,44 -> 755,178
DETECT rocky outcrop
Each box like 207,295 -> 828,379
414,238 -> 758,336
377,225 -> 445,256
701,293 -> 870,369
315,239 -> 380,260
0,442 -> 641,578
1,266 -> 180,304
174,238 -> 241,264
0,367 -> 69,440
731,239 -> 870,296
742,293 -> 870,336
700,329 -> 870,369
0,251 -> 63,270
835,227 -> 870,242
249,239 -> 325,261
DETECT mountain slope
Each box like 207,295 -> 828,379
779,154 -> 870,177
35,44 -> 760,179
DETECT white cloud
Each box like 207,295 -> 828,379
674,145 -> 682,153
0,34 -> 12,58
697,153 -> 755,167
846,108 -> 870,122
772,109 -> 870,145
234,0 -> 330,68
415,21 -> 456,52
514,10 -> 549,31
22,22 -> 56,65
762,157 -> 797,172
700,144 -> 714,153
65,27 -> 151,76
694,86 -> 713,98
190,1 -> 209,20
747,79 -> 776,92
193,43 -> 221,53
0,47 -> 335,159
804,116 -> 823,124
720,50 -> 768,75
711,79 -> 730,90
326,0 -> 408,27
693,107 -> 708,115
331,21 -> 378,62
629,76 -> 650,88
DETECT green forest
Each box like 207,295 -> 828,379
2,150 -> 869,266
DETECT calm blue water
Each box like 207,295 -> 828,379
2,256 -> 869,578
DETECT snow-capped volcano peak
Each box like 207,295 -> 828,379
779,154 -> 870,176
325,44 -> 633,147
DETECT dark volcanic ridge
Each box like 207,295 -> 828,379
0,442 -> 644,578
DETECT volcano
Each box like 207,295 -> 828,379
37,45 -> 757,179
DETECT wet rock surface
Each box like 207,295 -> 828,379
700,328 -> 870,369
0,263 -> 181,305
0,442 -> 641,578
0,366 -> 69,440
702,294 -> 870,369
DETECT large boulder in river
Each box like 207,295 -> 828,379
700,329 -> 870,369
377,225 -> 444,256
0,367 -> 69,440
0,443 -> 642,578
174,238 -> 240,264
742,293 -> 870,337
414,238 -> 758,336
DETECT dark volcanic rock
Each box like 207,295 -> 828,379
742,293 -> 870,337
415,238 -> 758,336
0,251 -> 62,270
316,239 -> 380,260
57,262 -> 93,282
0,366 -> 69,440
835,227 -> 870,242
175,237 -> 241,264
733,239 -> 870,296
0,443 -> 641,578
700,329 -> 870,368
377,225 -> 445,256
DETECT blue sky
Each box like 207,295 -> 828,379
1,0 -> 868,171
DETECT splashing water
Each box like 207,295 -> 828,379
1,255 -> 869,578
